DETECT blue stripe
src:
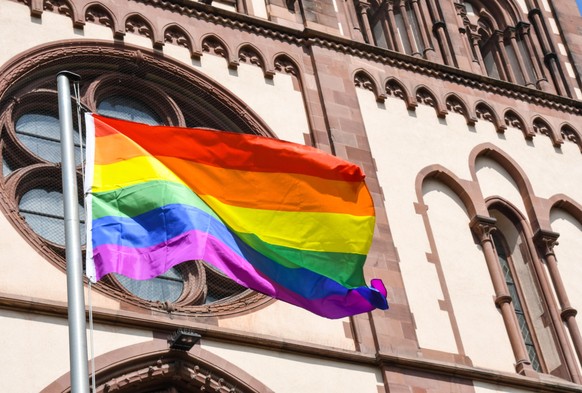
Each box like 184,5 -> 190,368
92,204 -> 386,308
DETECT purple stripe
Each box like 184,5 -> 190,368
93,230 -> 382,318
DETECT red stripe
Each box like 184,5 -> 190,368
92,114 -> 366,182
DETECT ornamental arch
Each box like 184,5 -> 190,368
41,339 -> 275,393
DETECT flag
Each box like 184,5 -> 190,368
84,113 -> 388,318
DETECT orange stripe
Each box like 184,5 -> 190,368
157,156 -> 374,216
94,132 -> 149,164
93,121 -> 374,216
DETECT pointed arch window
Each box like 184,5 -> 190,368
491,229 -> 542,371
486,205 -> 570,379
367,0 -> 434,58
458,0 -> 544,89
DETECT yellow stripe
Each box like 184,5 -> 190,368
93,156 -> 186,192
200,195 -> 375,254
94,156 -> 375,254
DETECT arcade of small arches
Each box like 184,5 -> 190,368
354,71 -> 582,153
15,0 -> 578,101
13,0 -> 302,81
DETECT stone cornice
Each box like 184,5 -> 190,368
133,0 -> 582,115
134,0 -> 306,45
306,33 -> 582,115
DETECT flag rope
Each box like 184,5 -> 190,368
73,79 -> 95,393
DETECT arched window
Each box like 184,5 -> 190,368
457,0 -> 544,89
15,112 -> 82,164
366,0 -> 435,59
491,228 -> 542,371
97,96 -> 162,125
475,204 -> 571,379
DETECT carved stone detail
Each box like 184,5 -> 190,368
561,126 -> 580,145
354,73 -> 374,92
504,111 -> 524,130
85,5 -> 113,28
454,2 -> 470,26
446,96 -> 466,116
386,80 -> 405,100
100,358 -> 246,393
239,47 -> 262,68
469,215 -> 497,245
202,36 -> 227,58
476,103 -> 494,122
164,27 -> 189,48
126,16 -> 153,38
416,88 -> 435,107
533,119 -> 551,137
274,56 -> 297,76
533,118 -> 561,146
533,229 -> 559,258
44,0 -> 71,16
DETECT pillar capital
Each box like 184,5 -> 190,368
561,306 -> 578,320
470,215 -> 497,244
533,229 -> 560,257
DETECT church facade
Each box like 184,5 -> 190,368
0,0 -> 582,391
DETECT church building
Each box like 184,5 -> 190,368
0,0 -> 582,391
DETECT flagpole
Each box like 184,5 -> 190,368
57,71 -> 90,393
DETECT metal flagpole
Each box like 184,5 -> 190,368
57,71 -> 90,393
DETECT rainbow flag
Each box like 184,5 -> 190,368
84,113 -> 388,318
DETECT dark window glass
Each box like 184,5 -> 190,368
15,113 -> 82,164
98,96 -> 161,125
115,268 -> 184,303
19,188 -> 85,246
493,232 -> 542,371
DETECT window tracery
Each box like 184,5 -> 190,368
456,0 -> 549,91
365,0 -> 445,61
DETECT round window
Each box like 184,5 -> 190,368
0,43 -> 272,316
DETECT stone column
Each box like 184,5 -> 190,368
535,230 -> 582,372
398,0 -> 421,56
356,0 -> 373,45
494,31 -> 515,82
528,8 -> 570,96
506,27 -> 535,87
411,0 -> 435,60
386,1 -> 403,52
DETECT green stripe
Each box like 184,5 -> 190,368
237,231 -> 367,288
92,180 -> 219,220
92,180 -> 367,288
